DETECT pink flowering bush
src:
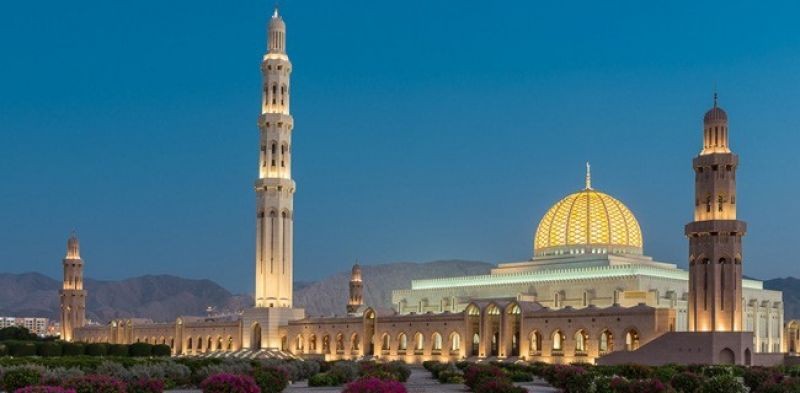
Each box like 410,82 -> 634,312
63,375 -> 126,393
463,364 -> 506,389
14,387 -> 76,393
200,374 -> 259,393
128,379 -> 165,393
342,377 -> 407,393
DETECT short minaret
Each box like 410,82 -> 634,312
347,263 -> 363,314
254,7 -> 295,308
59,232 -> 86,341
686,94 -> 745,332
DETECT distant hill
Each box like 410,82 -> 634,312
0,273 -> 250,323
293,260 -> 494,316
2,262 -> 798,324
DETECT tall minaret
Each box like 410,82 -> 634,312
254,7 -> 295,308
347,263 -> 364,314
59,232 -> 86,341
686,93 -> 746,332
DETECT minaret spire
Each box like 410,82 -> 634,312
585,162 -> 592,190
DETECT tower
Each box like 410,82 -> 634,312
254,7 -> 295,308
59,232 -> 86,341
347,263 -> 364,314
686,94 -> 746,332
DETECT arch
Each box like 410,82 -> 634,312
381,333 -> 390,351
170,337 -> 174,349
281,335 -> 288,351
251,322 -> 262,349
398,333 -> 408,351
718,348 -> 735,365
336,333 -> 345,352
414,332 -> 424,352
574,329 -> 588,354
465,303 -> 481,356
187,337 -> 193,351
227,336 -> 233,350
432,332 -> 443,352
322,335 -> 331,353
197,336 -> 203,351
625,329 -> 639,351
486,303 -> 501,356
350,333 -> 360,352
529,330 -> 542,354
599,329 -> 613,353
745,348 -> 752,365
449,332 -> 461,352
216,336 -> 222,351
552,330 -> 564,352
309,334 -> 317,352
295,335 -> 304,352
206,336 -> 212,352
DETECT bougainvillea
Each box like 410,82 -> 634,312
199,374 -> 259,393
342,377 -> 407,393
63,375 -> 126,393
14,387 -> 76,393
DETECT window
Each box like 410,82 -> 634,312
398,333 -> 407,351
451,334 -> 460,351
530,331 -> 542,353
415,333 -> 424,352
625,330 -> 639,351
552,330 -> 563,352
575,330 -> 587,353
381,334 -> 390,351
433,333 -> 442,351
599,330 -> 612,352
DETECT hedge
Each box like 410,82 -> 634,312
128,342 -> 153,357
86,343 -> 109,356
7,341 -> 38,357
108,344 -> 129,357
62,342 -> 85,356
37,342 -> 63,357
152,344 -> 171,357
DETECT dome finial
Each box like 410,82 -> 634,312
585,162 -> 592,190
713,84 -> 718,108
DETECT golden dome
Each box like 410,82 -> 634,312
533,168 -> 642,257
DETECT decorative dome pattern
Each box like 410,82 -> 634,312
534,189 -> 643,257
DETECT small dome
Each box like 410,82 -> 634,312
533,188 -> 643,257
704,106 -> 727,123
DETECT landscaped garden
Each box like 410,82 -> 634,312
422,360 -> 800,393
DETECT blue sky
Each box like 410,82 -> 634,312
2,0 -> 800,293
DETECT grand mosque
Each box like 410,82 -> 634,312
64,9 -> 798,365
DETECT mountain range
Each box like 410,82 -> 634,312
1,260 -> 797,323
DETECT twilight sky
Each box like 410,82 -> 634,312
2,0 -> 800,294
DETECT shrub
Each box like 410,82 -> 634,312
543,365 -> 592,393
699,375 -> 748,393
7,341 -> 37,357
36,342 -> 63,357
128,379 -> 165,393
743,367 -> 781,391
253,366 -> 289,393
342,377 -> 407,393
85,343 -> 108,357
0,343 -> 7,356
64,375 -> 126,393
308,372 -> 337,387
329,361 -> 359,384
2,367 -> 43,392
756,377 -> 800,393
0,327 -> 37,341
200,374 -> 259,393
464,364 -> 506,390
617,364 -> 654,380
129,343 -> 153,357
95,360 -> 133,380
670,371 -> 703,393
41,368 -> 84,386
612,378 -> 675,393
13,387 -> 76,393
473,378 -> 527,393
436,363 -> 464,384
193,360 -> 253,385
508,370 -> 533,382
107,344 -> 129,357
152,345 -> 171,357
61,343 -> 85,356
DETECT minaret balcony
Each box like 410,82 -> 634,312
685,220 -> 746,236
258,113 -> 293,128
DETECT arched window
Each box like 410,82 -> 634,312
450,333 -> 461,352
415,332 -> 424,352
599,330 -> 613,353
187,337 -> 192,350
197,337 -> 203,351
530,331 -> 542,353
575,330 -> 588,353
336,333 -> 344,351
295,335 -> 303,351
280,85 -> 286,106
322,335 -> 330,352
207,337 -> 212,351
552,330 -> 563,352
432,333 -> 442,351
351,334 -> 360,351
398,333 -> 408,351
227,336 -> 233,350
625,330 -> 639,351
381,334 -> 390,351
309,335 -> 317,351
272,84 -> 277,105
